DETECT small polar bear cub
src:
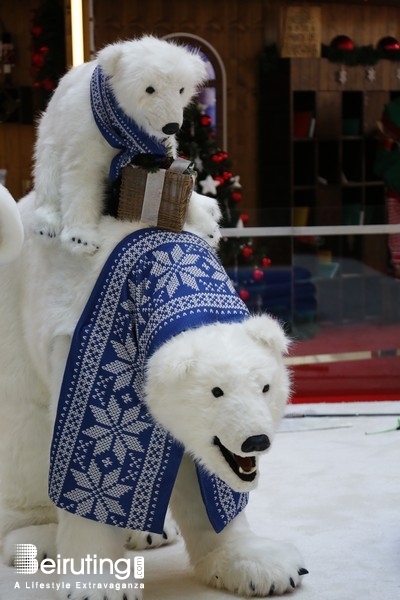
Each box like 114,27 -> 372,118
33,35 -> 210,252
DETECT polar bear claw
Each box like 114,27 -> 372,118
194,536 -> 307,597
59,573 -> 142,600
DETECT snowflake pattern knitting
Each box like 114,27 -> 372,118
49,228 -> 250,533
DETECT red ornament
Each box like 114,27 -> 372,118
241,245 -> 253,259
378,36 -> 400,52
214,176 -> 225,186
331,35 -> 355,51
261,257 -> 272,267
200,114 -> 212,127
231,191 -> 242,203
253,268 -> 264,282
43,78 -> 56,91
239,212 -> 249,223
222,171 -> 233,181
239,289 -> 250,302
211,153 -> 223,163
32,52 -> 45,68
32,25 -> 43,37
40,45 -> 49,54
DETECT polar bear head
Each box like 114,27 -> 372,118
97,36 -> 207,142
145,314 -> 291,493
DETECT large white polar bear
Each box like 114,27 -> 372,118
0,187 -> 307,599
33,35 -> 212,252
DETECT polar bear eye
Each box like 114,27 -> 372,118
146,86 -> 156,94
179,87 -> 185,94
212,387 -> 224,398
262,384 -> 270,393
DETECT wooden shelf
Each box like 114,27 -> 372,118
260,56 -> 399,280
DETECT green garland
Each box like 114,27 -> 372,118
321,44 -> 400,66
260,44 -> 400,70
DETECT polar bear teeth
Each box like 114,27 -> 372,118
213,436 -> 257,482
238,464 -> 257,475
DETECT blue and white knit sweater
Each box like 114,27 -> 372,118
49,228 -> 250,534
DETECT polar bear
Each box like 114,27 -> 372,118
0,189 -> 307,599
33,35 -> 208,252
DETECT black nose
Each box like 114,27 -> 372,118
162,122 -> 180,135
241,435 -> 270,453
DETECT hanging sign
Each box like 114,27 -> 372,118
280,6 -> 321,58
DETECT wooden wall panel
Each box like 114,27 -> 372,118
0,0 -> 41,86
0,124 -> 35,199
322,4 -> 400,47
268,3 -> 400,49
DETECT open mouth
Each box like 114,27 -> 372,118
213,436 -> 257,482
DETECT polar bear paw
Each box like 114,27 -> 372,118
33,206 -> 62,239
125,519 -> 180,550
60,225 -> 100,254
3,523 -> 58,566
194,536 -> 308,597
57,573 -> 143,600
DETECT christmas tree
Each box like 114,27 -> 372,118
31,0 -> 66,108
177,101 -> 271,302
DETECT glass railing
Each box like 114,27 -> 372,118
220,213 -> 400,402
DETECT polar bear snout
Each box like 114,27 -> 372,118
241,434 -> 270,454
162,122 -> 180,135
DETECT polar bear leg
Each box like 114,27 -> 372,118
57,138 -> 110,254
34,141 -> 106,253
170,455 -> 308,597
0,350 -> 56,557
3,523 -> 57,565
56,511 -> 142,600
0,386 -> 57,558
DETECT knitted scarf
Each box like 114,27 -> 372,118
90,65 -> 167,181
49,229 -> 250,534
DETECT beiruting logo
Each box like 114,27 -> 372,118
12,544 -> 144,593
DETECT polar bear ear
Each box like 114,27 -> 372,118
243,315 -> 290,356
150,332 -> 198,381
187,50 -> 208,86
97,42 -> 124,77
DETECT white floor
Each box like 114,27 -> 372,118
1,402 -> 399,600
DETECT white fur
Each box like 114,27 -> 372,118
33,36 -> 209,253
0,192 -> 305,599
0,184 -> 24,264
